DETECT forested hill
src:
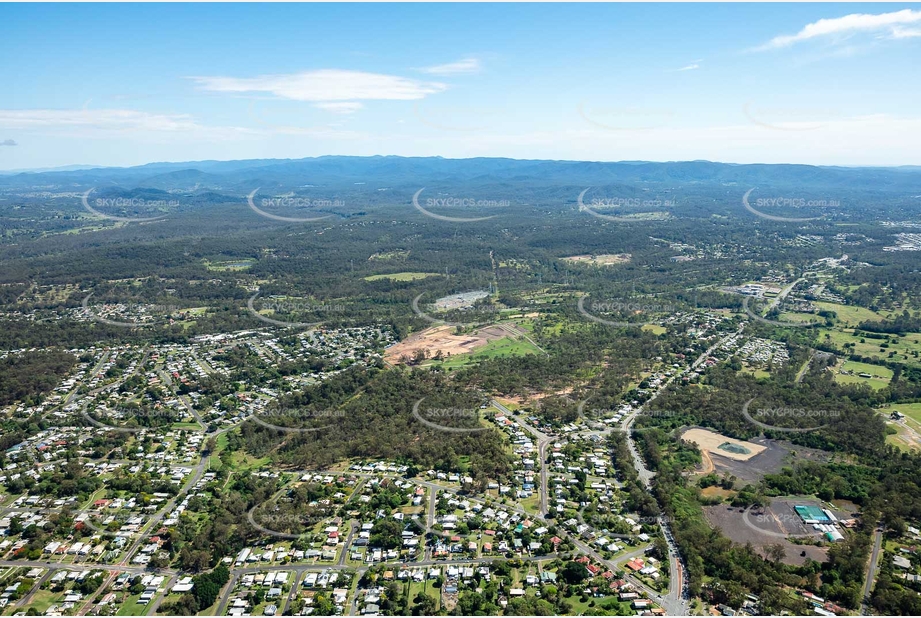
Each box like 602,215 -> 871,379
4,156 -> 921,193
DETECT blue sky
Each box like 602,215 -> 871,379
1,3 -> 920,169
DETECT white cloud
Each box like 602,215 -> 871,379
314,102 -> 364,114
890,26 -> 921,39
676,63 -> 700,71
0,108 -> 203,132
758,9 -> 921,50
0,108 -> 258,142
416,57 -> 481,75
191,69 -> 447,102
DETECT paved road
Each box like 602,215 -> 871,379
768,277 -> 805,311
13,567 -> 55,611
338,520 -> 357,566
119,460 -> 208,565
618,325 -> 744,616
25,325 -> 752,617
214,554 -> 557,616
492,399 -> 552,517
861,527 -> 884,615
794,349 -> 819,384
145,573 -> 177,616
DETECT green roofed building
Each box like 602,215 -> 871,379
795,505 -> 830,523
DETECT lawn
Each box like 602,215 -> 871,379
776,311 -> 824,326
518,494 -> 542,515
208,432 -> 230,470
882,421 -> 917,452
171,421 -> 203,431
116,593 -> 149,616
886,402 -> 921,425
834,360 -> 893,390
561,591 -> 631,616
405,581 -> 439,610
813,302 -> 888,327
14,589 -> 61,615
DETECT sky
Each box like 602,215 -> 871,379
1,2 -> 920,170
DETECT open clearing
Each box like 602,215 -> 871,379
820,328 -> 921,367
813,301 -> 888,327
682,428 -> 766,461
703,497 -> 847,566
682,429 -> 828,484
203,258 -> 255,271
834,359 -> 893,390
385,324 -> 510,363
884,420 -> 921,451
885,402 -> 921,424
363,272 -> 440,282
434,335 -> 544,369
561,253 -> 632,266
776,311 -> 824,326
877,403 -> 921,451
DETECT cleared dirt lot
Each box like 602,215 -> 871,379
680,427 -> 829,484
682,428 -> 766,461
561,253 -> 632,266
385,324 -> 508,363
704,498 -> 842,566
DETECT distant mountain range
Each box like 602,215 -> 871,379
3,155 -> 921,193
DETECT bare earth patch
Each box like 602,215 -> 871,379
561,253 -> 632,266
682,428 -> 767,461
496,388 -> 575,406
703,501 -> 829,567
385,324 -> 507,363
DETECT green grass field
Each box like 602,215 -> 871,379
834,360 -> 893,390
405,581 -> 440,610
13,589 -> 61,615
363,272 -> 440,282
813,302 -> 888,327
432,336 -> 543,370
886,402 -> 921,425
203,258 -> 255,271
776,311 -> 824,325
116,594 -> 150,616
819,328 -> 921,367
172,421 -> 203,430
740,365 -> 772,379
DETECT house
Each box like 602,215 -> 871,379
893,555 -> 912,569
